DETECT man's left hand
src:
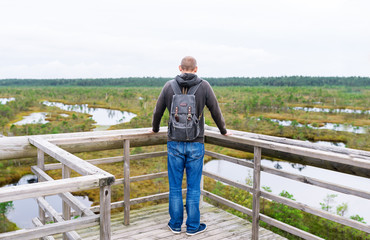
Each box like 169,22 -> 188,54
224,130 -> 233,136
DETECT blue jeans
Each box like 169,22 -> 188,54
167,141 -> 204,232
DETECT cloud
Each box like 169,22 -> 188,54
0,0 -> 369,78
0,61 -> 136,78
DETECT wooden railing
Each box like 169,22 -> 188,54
0,127 -> 369,239
0,136 -> 115,240
0,128 -> 168,240
203,127 -> 370,239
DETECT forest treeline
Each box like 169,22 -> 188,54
0,76 -> 369,87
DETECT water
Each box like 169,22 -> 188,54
270,119 -> 367,134
13,102 -> 137,129
204,159 -> 370,223
14,113 -> 71,125
318,123 -> 367,134
43,101 -> 137,128
0,97 -> 15,104
3,174 -> 93,229
292,106 -> 370,114
14,112 -> 49,125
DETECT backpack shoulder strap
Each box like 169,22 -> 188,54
188,80 -> 203,95
169,80 -> 182,94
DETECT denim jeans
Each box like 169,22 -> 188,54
167,141 -> 204,232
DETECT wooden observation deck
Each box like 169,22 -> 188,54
52,202 -> 286,240
0,126 -> 369,239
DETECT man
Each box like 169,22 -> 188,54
151,56 -> 230,235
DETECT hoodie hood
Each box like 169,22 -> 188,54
175,73 -> 202,88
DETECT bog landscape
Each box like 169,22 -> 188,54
0,76 -> 369,239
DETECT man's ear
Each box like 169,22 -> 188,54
193,66 -> 198,73
179,65 -> 183,72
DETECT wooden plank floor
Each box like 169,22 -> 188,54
55,202 -> 286,240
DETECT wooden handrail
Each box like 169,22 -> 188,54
204,129 -> 370,178
0,127 -> 168,160
1,126 -> 368,177
205,130 -> 370,170
0,175 -> 101,202
0,215 -> 99,239
29,137 -> 115,183
205,125 -> 370,158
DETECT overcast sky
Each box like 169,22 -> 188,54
0,0 -> 369,78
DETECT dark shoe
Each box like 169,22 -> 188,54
168,223 -> 181,234
186,223 -> 207,236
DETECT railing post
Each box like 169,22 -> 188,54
62,164 -> 71,240
37,149 -> 46,226
252,146 -> 262,240
123,139 -> 130,225
100,184 -> 112,240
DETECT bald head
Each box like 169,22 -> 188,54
180,56 -> 198,72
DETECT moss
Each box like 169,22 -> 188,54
0,162 -> 32,187
0,215 -> 19,233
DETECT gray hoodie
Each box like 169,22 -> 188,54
152,73 -> 227,143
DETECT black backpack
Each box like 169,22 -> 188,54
168,79 -> 202,141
